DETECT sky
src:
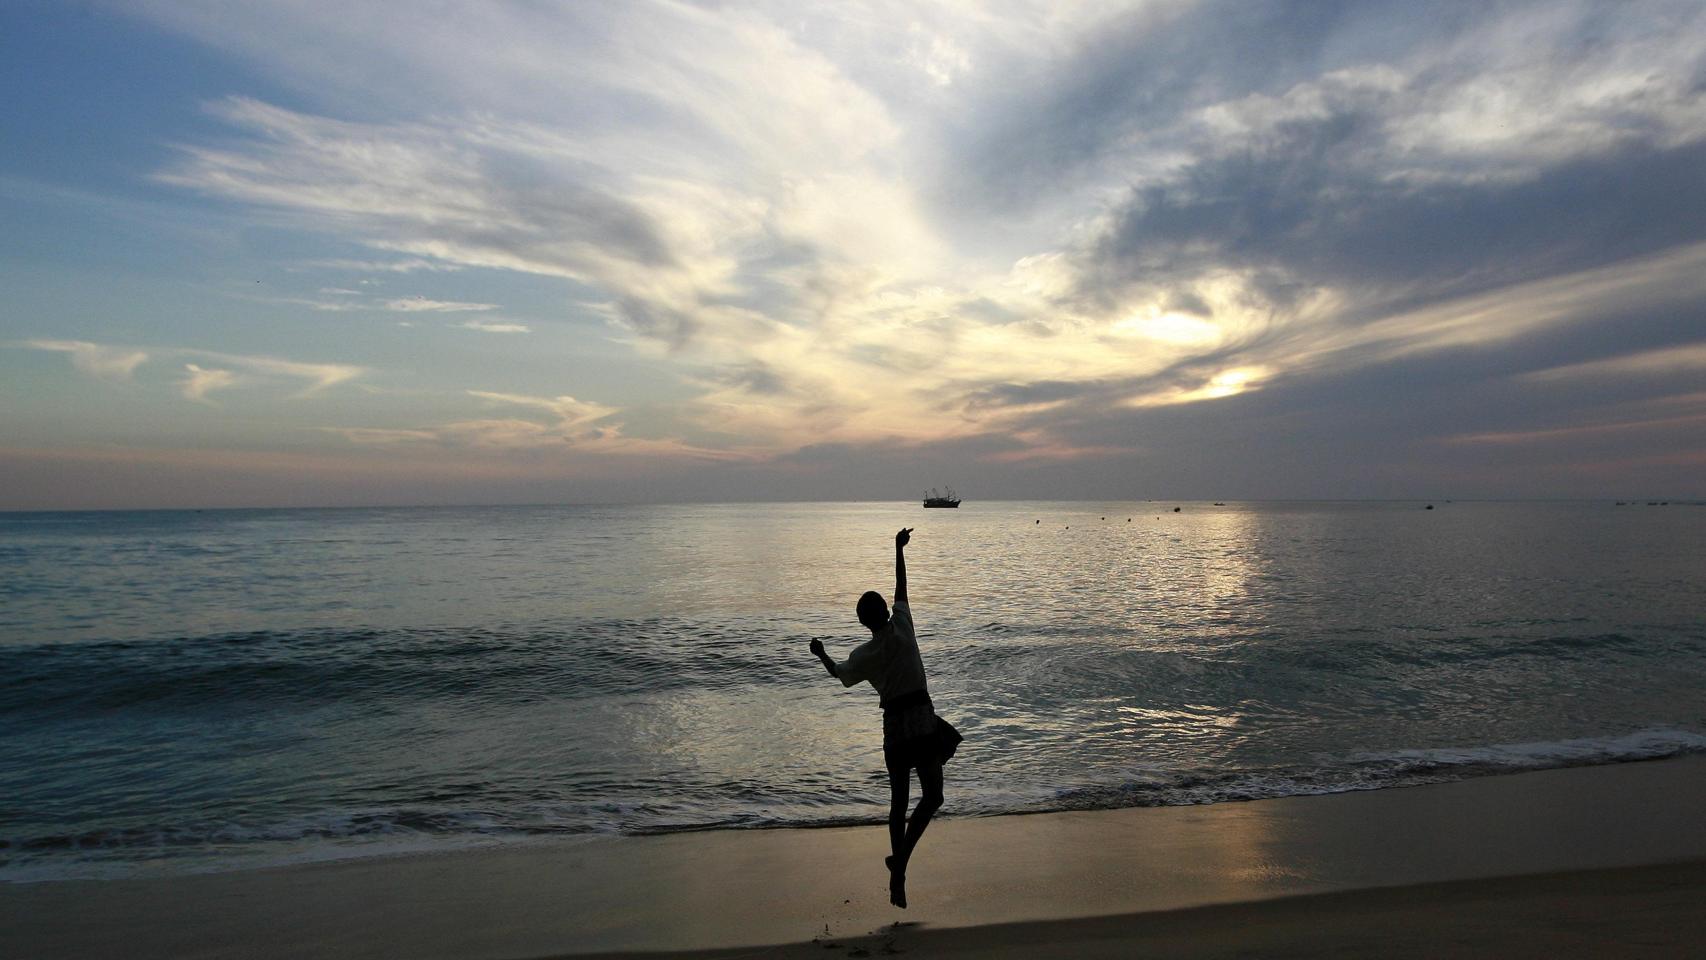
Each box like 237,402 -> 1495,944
3,0 -> 1704,508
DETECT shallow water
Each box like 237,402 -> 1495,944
2,500 -> 1703,879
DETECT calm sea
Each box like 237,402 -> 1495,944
3,501 -> 1704,880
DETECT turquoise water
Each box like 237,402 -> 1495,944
3,501 -> 1704,879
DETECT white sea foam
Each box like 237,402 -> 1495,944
1045,727 -> 1706,812
1341,727 -> 1706,770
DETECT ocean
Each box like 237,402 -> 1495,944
3,500 -> 1703,881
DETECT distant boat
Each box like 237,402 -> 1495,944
923,487 -> 961,508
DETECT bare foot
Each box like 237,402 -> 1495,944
885,856 -> 907,909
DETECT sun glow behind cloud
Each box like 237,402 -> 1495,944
1113,311 -> 1223,347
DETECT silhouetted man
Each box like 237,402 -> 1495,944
810,527 -> 960,909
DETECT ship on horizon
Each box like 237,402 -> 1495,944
923,487 -> 961,508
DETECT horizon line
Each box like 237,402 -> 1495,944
3,496 -> 1702,515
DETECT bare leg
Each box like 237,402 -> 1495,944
886,758 -> 910,908
884,759 -> 944,909
898,760 -> 943,872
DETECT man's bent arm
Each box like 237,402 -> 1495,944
809,639 -> 839,679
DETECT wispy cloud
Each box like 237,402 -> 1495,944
465,390 -> 616,431
1445,412 -> 1706,446
295,257 -> 462,273
1522,343 -> 1706,383
16,339 -> 365,399
329,388 -> 746,461
22,340 -> 148,380
194,349 -> 365,395
178,363 -> 237,403
248,293 -> 502,314
257,296 -> 369,312
457,319 -> 530,334
382,298 -> 498,313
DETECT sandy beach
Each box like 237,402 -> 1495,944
570,861 -> 1706,959
4,754 -> 1705,959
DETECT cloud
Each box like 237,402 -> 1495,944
0,444 -> 559,510
22,340 -> 149,380
1036,3 -> 1706,340
382,298 -> 498,312
1445,411 -> 1706,447
128,0 -> 1706,485
1522,343 -> 1706,383
165,93 -> 708,271
144,3 -> 923,349
178,363 -> 237,403
465,390 -> 616,428
330,388 -> 747,461
191,349 -> 365,395
257,296 -> 368,312
16,338 -> 365,399
248,292 -> 503,314
295,257 -> 462,273
457,320 -> 530,334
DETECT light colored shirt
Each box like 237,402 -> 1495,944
835,601 -> 926,701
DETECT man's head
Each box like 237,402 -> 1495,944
856,590 -> 889,631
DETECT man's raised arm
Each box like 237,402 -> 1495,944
894,527 -> 911,606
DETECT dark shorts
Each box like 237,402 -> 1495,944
880,691 -> 964,771
883,719 -> 963,771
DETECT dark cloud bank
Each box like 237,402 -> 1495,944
906,0 -> 1706,499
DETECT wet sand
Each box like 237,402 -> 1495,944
572,860 -> 1706,959
4,755 -> 1705,959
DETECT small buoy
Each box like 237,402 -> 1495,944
1425,504 -> 1434,510
1035,519 -> 1040,524
1173,507 -> 1181,512
1101,516 -> 1106,520
1127,518 -> 1131,522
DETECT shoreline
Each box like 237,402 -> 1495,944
13,734 -> 1704,885
5,754 -> 1705,958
